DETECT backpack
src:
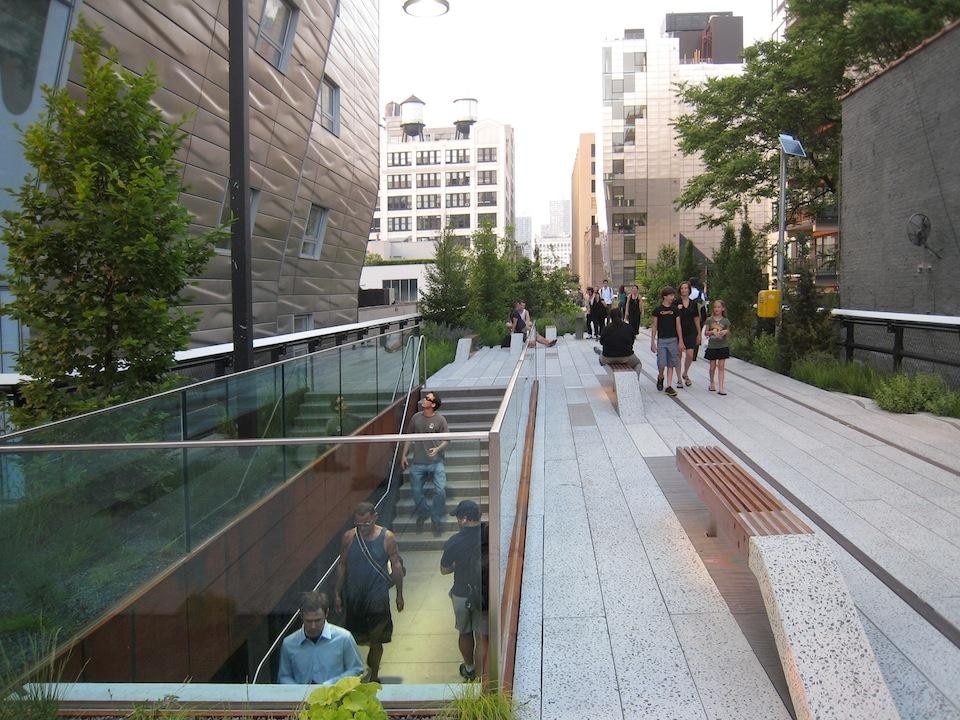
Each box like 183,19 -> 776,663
465,522 -> 489,612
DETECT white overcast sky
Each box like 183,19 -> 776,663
379,1 -> 773,233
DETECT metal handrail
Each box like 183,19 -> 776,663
250,334 -> 426,684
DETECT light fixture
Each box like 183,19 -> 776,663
402,0 -> 449,17
776,132 -> 806,310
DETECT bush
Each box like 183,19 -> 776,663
729,334 -> 753,361
298,676 -> 386,720
535,311 -> 577,337
751,332 -> 779,371
873,372 -> 960,417
789,352 -> 882,398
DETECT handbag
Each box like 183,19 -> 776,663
354,528 -> 405,587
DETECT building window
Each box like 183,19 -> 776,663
625,105 -> 646,123
591,143 -> 595,157
623,51 -> 646,73
612,213 -> 646,232
590,179 -> 595,193
217,185 -> 261,252
590,162 -> 595,176
416,150 -> 440,165
624,128 -> 635,145
300,203 -> 329,259
382,278 -> 418,303
612,132 -> 624,153
417,215 -> 441,231
611,159 -> 624,176
477,147 -> 497,163
387,195 -> 412,211
387,174 -> 411,189
447,214 -> 470,230
388,152 -> 410,166
477,191 -> 497,207
446,192 -> 470,208
293,313 -> 314,332
446,171 -> 470,187
255,0 -> 296,70
477,213 -> 497,226
417,172 -> 440,188
477,170 -> 497,185
445,148 -> 469,164
622,265 -> 636,283
320,75 -> 340,135
387,216 -> 411,232
417,194 -> 441,209
370,217 -> 380,233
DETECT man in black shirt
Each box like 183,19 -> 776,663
440,500 -> 488,682
597,307 -> 641,373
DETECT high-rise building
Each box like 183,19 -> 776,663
515,216 -> 533,258
571,134 -> 603,288
548,199 -> 571,236
367,97 -> 515,260
0,0 -> 380,354
600,17 -> 771,287
771,0 -> 790,40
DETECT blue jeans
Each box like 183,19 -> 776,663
410,461 -> 447,525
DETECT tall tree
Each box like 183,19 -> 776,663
418,229 -> 468,326
466,223 -> 515,324
679,242 -> 698,283
643,245 -> 681,316
1,21 -> 221,426
674,1 -> 960,228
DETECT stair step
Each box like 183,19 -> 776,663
395,498 -> 489,514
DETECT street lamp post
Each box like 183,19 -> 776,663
776,133 -> 807,297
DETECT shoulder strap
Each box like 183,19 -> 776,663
354,529 -> 393,585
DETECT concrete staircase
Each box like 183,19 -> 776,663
393,386 -> 504,551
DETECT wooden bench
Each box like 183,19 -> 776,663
677,446 -> 900,720
676,445 -> 811,559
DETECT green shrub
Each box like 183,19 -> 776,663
873,372 -> 960,416
751,332 -> 779,371
439,686 -> 518,720
298,676 -> 386,720
424,338 -> 456,379
535,312 -> 577,337
789,352 -> 882,398
729,334 -> 753,361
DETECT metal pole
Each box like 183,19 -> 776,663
229,0 -> 254,372
777,147 -> 786,295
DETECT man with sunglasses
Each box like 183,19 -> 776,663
401,391 -> 449,536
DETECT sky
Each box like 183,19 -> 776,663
379,0 -> 775,234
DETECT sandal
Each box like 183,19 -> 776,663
708,385 -> 716,391
718,391 -> 727,395
684,376 -> 692,386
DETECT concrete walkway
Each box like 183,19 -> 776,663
435,334 -> 960,720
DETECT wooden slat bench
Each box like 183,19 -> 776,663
676,445 -> 811,559
677,446 -> 901,720
604,362 -> 644,422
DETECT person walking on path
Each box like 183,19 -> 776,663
703,299 -> 731,395
677,281 -> 702,387
278,591 -> 364,685
596,307 -> 641,374
624,285 -> 643,337
650,286 -> 684,396
402,390 -> 449,535
689,277 -> 707,361
335,503 -> 404,683
441,500 -> 489,684
586,287 -> 605,339
617,285 -> 628,309
599,280 -> 614,328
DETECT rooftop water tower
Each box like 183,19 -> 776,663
400,95 -> 425,141
453,97 -> 478,140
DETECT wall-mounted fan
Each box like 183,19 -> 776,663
907,213 -> 942,258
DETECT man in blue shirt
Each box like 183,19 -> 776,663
278,591 -> 364,685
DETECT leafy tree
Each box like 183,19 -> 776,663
707,223 -> 764,332
643,245 -> 681,318
675,1 -> 960,227
466,223 -> 515,324
707,225 -> 737,305
1,20 -> 221,426
679,242 -> 698,283
418,229 -> 468,326
778,238 -> 835,370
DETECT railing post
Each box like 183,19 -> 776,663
180,389 -> 192,552
844,320 -> 854,362
892,324 -> 904,372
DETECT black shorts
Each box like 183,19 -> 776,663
704,346 -> 730,361
682,333 -> 698,349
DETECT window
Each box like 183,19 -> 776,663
611,159 -> 624,176
416,150 -> 440,165
611,78 -> 623,96
612,213 -> 646,232
623,51 -> 646,73
625,105 -> 646,123
417,215 -> 441,231
370,217 -> 380,233
590,162 -> 595,176
387,152 -> 410,167
612,132 -> 624,153
477,212 -> 497,226
591,143 -> 596,158
387,216 -> 411,232
387,195 -> 412,211
446,192 -> 470,208
293,313 -> 314,332
300,203 -> 330,259
624,128 -> 635,145
477,147 -> 497,163
417,172 -> 440,188
622,265 -> 636,283
320,76 -> 340,135
623,75 -> 635,93
382,278 -> 418,303
417,194 -> 441,209
255,0 -> 295,69
217,185 -> 261,252
447,214 -> 470,230
590,179 -> 595,193
445,149 -> 469,164
477,191 -> 497,207
477,170 -> 497,185
387,174 -> 411,189
446,171 -> 470,187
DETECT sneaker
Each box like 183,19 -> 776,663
665,386 -> 677,397
432,521 -> 444,537
656,375 -> 664,391
459,663 -> 477,681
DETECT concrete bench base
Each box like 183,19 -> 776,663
748,534 -> 900,720
606,364 -> 644,423
510,332 -> 525,354
454,337 -> 472,363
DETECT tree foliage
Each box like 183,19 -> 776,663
708,224 -> 764,330
642,245 -> 681,317
674,0 -> 960,227
679,242 -> 698,283
418,229 -> 468,326
778,237 -> 836,370
1,20 -> 221,426
465,223 -> 516,324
